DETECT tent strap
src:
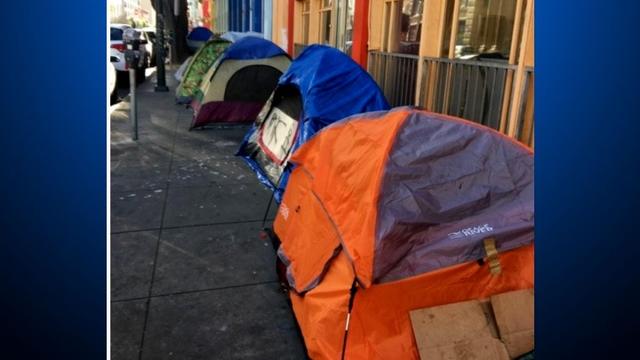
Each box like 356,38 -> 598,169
483,238 -> 502,275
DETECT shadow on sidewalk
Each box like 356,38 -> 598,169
110,69 -> 307,360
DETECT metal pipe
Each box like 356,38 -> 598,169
155,0 -> 169,92
129,69 -> 139,140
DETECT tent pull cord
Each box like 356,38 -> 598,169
259,170 -> 289,246
340,279 -> 359,360
261,189 -> 276,230
261,170 -> 287,231
258,190 -> 277,246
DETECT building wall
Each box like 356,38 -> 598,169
109,0 -> 124,22
287,0 -> 534,65
215,0 -> 229,31
227,0 -> 264,32
293,0 -> 302,44
202,0 -> 212,28
110,0 -> 152,26
293,0 -> 355,49
187,0 -> 204,27
139,0 -> 155,26
263,0 -> 273,39
272,0 -> 289,50
285,0 -> 534,145
368,0 -> 384,51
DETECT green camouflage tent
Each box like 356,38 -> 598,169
175,39 -> 231,104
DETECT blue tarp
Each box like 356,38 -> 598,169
220,36 -> 287,62
237,45 -> 390,202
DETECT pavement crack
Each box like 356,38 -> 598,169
159,240 -> 219,274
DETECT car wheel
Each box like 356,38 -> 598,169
110,88 -> 119,105
116,71 -> 129,87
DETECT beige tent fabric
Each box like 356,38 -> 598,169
200,55 -> 291,103
195,57 -> 221,100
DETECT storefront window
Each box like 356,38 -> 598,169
302,0 -> 310,44
380,0 -> 422,54
455,0 -> 517,59
314,0 -> 353,53
336,0 -> 354,54
399,0 -> 423,54
320,0 -> 333,45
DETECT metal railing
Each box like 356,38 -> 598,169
514,68 -> 534,146
367,51 -> 420,107
293,43 -> 307,58
335,51 -> 534,145
419,57 -> 517,130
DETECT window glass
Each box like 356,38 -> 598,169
382,1 -> 392,51
302,14 -> 310,44
398,0 -> 423,54
320,9 -> 332,45
110,27 -> 123,41
302,0 -> 310,44
339,0 -> 355,54
455,0 -> 517,59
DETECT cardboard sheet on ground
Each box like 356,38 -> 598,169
410,288 -> 534,360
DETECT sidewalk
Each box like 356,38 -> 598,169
110,70 -> 306,359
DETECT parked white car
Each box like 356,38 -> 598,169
109,61 -> 122,104
110,24 -> 148,83
138,27 -> 157,67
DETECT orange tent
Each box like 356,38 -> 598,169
273,108 -> 534,359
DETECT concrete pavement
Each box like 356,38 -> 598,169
110,70 -> 306,359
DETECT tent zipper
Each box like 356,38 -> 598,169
340,279 -> 359,360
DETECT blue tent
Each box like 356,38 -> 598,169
187,26 -> 213,42
237,45 -> 390,202
186,27 -> 214,51
218,36 -> 287,61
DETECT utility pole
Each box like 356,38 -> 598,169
154,0 -> 169,92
